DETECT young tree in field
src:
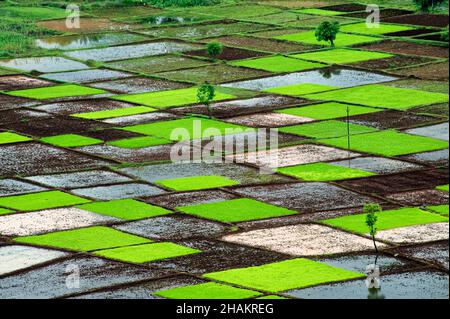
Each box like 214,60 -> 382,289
364,203 -> 381,254
413,0 -> 445,12
197,82 -> 215,118
206,42 -> 223,60
315,21 -> 340,46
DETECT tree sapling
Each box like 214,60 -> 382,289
364,203 -> 381,254
197,82 -> 216,118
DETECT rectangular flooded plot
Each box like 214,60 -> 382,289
0,57 -> 89,73
65,41 -> 201,62
40,69 -> 133,84
89,77 -> 189,94
71,183 -> 166,200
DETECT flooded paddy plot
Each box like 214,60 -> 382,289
0,94 -> 32,111
40,69 -> 134,84
71,183 -> 165,200
406,122 -> 449,141
0,75 -> 53,91
101,112 -> 178,126
224,112 -> 314,127
391,241 -> 449,270
0,179 -> 46,197
401,148 -> 449,167
89,77 -> 189,94
0,57 -> 89,73
330,157 -> 423,174
38,18 -> 134,33
34,99 -> 138,116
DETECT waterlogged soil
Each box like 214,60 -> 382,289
320,3 -> 368,12
71,183 -> 165,200
341,9 -> 414,19
401,149 -> 449,166
0,76 -> 53,91
82,129 -> 144,142
0,57 -> 89,73
385,28 -> 440,37
391,62 -> 449,81
348,110 -> 439,130
184,47 -> 268,61
358,41 -> 449,58
38,18 -> 135,33
349,55 -> 434,71
384,14 -> 450,27
0,179 -> 46,197
144,190 -> 238,209
0,94 -> 33,110
390,241 -> 449,270
89,77 -> 189,94
386,189 -> 449,206
35,99 -> 139,116
41,69 -> 133,84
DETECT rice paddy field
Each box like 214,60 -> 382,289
0,0 -> 448,301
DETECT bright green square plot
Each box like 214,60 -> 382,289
230,56 -> 325,73
156,176 -> 240,191
290,49 -> 393,64
93,242 -> 200,263
322,207 -> 448,234
0,132 -> 32,145
277,162 -> 376,181
264,83 -> 338,96
71,106 -> 156,120
77,199 -> 172,220
426,205 -> 449,217
107,136 -> 172,149
0,190 -> 90,211
155,282 -> 262,299
436,185 -> 449,192
177,198 -> 297,223
41,134 -> 103,147
204,258 -> 364,292
276,102 -> 380,120
275,31 -> 380,47
340,22 -> 416,35
295,8 -> 344,16
123,117 -> 252,141
279,120 -> 377,139
7,84 -> 106,100
320,130 -> 449,156
114,87 -> 235,108
15,226 -> 151,251
305,85 -> 449,110
0,208 -> 14,215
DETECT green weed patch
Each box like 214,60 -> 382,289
156,176 -> 240,191
279,120 -> 377,139
230,56 -> 325,73
290,48 -> 393,64
155,282 -> 262,299
0,191 -> 90,211
72,106 -> 156,120
275,31 -> 380,46
41,134 -> 103,148
0,132 -> 32,145
264,83 -> 338,96
7,84 -> 106,100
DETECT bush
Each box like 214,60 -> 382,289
315,21 -> 340,47
206,42 -> 223,59
413,0 -> 445,12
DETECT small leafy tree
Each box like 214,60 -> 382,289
315,21 -> 340,46
364,203 -> 381,254
197,82 -> 215,118
206,42 -> 223,60
413,0 -> 445,12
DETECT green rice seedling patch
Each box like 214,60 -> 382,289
436,185 -> 449,192
322,207 -> 448,234
114,87 -> 235,108
0,208 -> 14,215
285,16 -> 358,28
275,31 -> 380,47
0,132 -> 32,145
0,6 -> 68,20
426,205 -> 449,217
264,83 -> 338,96
340,22 -> 416,35
177,198 -> 297,223
77,199 -> 172,220
257,295 -> 290,299
305,85 -> 449,110
14,226 -> 151,252
276,102 -> 381,120
279,120 -> 377,139
156,176 -> 240,191
72,106 -> 156,120
290,49 -> 393,64
107,136 -> 172,149
155,282 -> 262,299
40,134 -> 103,148
204,258 -> 364,292
294,8 -> 345,16
123,117 -> 252,141
277,162 -> 376,181
320,130 -> 449,156
230,56 -> 325,73
93,242 -> 200,263
0,191 -> 90,211
6,85 -> 106,100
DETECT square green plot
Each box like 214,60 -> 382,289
426,205 -> 449,217
77,199 -> 172,220
93,242 -> 200,263
0,132 -> 32,145
320,130 -> 449,156
340,22 -> 416,35
276,102 -> 381,120
123,117 -> 252,141
0,191 -> 90,211
277,162 -> 376,181
436,185 -> 449,192
204,258 -> 364,293
71,106 -> 156,120
41,134 -> 103,147
6,84 -> 106,100
305,85 -> 449,110
279,120 -> 377,139
264,83 -> 338,96
275,31 -> 380,47
156,176 -> 240,191
290,49 -> 393,64
0,208 -> 14,215
107,136 -> 172,149
177,198 -> 297,223
230,56 -> 325,73
322,207 -> 448,234
295,8 -> 344,16
114,87 -> 235,109
155,282 -> 261,299
15,226 -> 151,252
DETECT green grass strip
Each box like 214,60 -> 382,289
77,199 -> 172,220
107,136 -> 172,149
155,282 -> 262,299
0,190 -> 90,211
230,56 -> 325,73
275,31 -> 380,47
0,132 -> 32,145
204,258 -> 364,292
7,84 -> 106,100
322,207 -> 448,234
72,106 -> 156,120
155,176 -> 240,191
177,198 -> 297,223
279,120 -> 377,139
40,134 -> 103,147
290,48 -> 393,64
14,226 -> 151,251
264,83 -> 338,96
